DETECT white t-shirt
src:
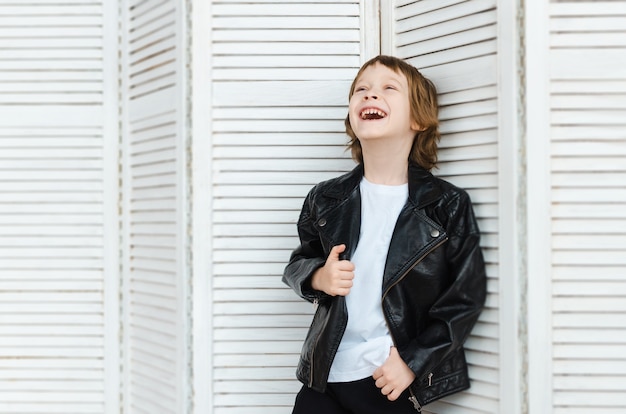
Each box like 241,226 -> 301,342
327,177 -> 408,383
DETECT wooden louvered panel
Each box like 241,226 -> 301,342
0,0 -> 118,411
0,2 -> 104,106
210,1 -> 361,413
549,3 -> 626,413
390,0 -> 500,412
123,0 -> 186,413
0,126 -> 107,414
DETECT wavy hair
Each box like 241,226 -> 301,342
345,55 -> 440,171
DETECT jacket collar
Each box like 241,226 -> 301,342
321,162 -> 442,208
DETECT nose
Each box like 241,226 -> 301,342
364,92 -> 378,100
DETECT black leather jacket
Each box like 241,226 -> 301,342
283,162 -> 487,410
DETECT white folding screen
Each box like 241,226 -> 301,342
0,1 -> 119,413
3,1 -> 622,413
382,1 -> 501,412
548,2 -> 626,413
208,1 -> 363,412
120,1 -> 189,413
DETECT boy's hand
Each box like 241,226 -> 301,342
373,347 -> 416,401
311,244 -> 355,296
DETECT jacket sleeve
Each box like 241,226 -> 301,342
399,191 -> 487,380
282,191 -> 329,303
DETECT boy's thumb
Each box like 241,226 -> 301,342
327,244 -> 346,262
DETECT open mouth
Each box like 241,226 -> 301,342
360,108 -> 388,120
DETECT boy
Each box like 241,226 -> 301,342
283,55 -> 487,413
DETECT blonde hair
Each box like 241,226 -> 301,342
345,55 -> 440,171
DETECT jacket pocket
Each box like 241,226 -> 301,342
412,349 -> 471,406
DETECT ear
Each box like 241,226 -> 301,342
411,119 -> 426,132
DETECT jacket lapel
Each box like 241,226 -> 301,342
317,165 -> 363,260
383,163 -> 446,290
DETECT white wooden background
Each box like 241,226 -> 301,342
120,0 -> 189,413
0,0 -> 119,412
0,1 -> 624,413
547,2 -> 626,413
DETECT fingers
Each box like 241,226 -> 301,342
311,244 -> 355,296
374,377 -> 403,401
373,347 -> 416,401
327,244 -> 346,262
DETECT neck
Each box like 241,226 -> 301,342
361,147 -> 409,186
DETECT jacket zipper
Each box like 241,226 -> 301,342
408,391 -> 422,412
407,372 -> 433,412
381,237 -> 448,301
309,297 -> 321,388
381,237 -> 448,412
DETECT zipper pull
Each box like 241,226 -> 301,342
313,297 -> 319,310
408,395 -> 422,412
428,372 -> 434,387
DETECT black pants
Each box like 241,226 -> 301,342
291,377 -> 418,414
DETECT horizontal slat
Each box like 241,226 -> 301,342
212,67 -> 358,81
553,265 -> 626,280
212,41 -> 359,56
552,188 -> 626,203
129,0 -> 174,32
128,13 -> 174,45
213,28 -> 359,43
213,327 -> 308,341
213,80 -> 350,107
397,9 -> 496,46
408,39 -> 497,69
213,171 -> 347,185
552,94 -> 626,110
214,55 -> 358,69
554,360 -> 626,375
552,109 -> 626,125
553,219 -> 626,234
554,375 -> 626,391
550,2 -> 626,16
553,297 -> 626,312
551,157 -> 625,172
554,313 -> 626,329
0,106 -> 104,127
421,55 -> 497,94
213,380 -> 300,394
213,393 -> 295,407
213,274 -> 294,292
214,300 -> 309,315
553,235 -> 626,250
213,249 -> 290,263
213,353 -> 298,367
554,328 -> 626,344
396,0 -> 468,20
551,49 -> 626,80
212,16 -> 358,30
552,32 -> 626,48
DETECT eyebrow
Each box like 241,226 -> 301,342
356,73 -> 404,87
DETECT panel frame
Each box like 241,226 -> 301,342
496,0 -> 523,413
190,1 -> 214,413
102,0 -> 121,412
525,0 -> 554,413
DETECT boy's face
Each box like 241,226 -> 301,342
348,62 -> 420,146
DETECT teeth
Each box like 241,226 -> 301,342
360,108 -> 387,119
